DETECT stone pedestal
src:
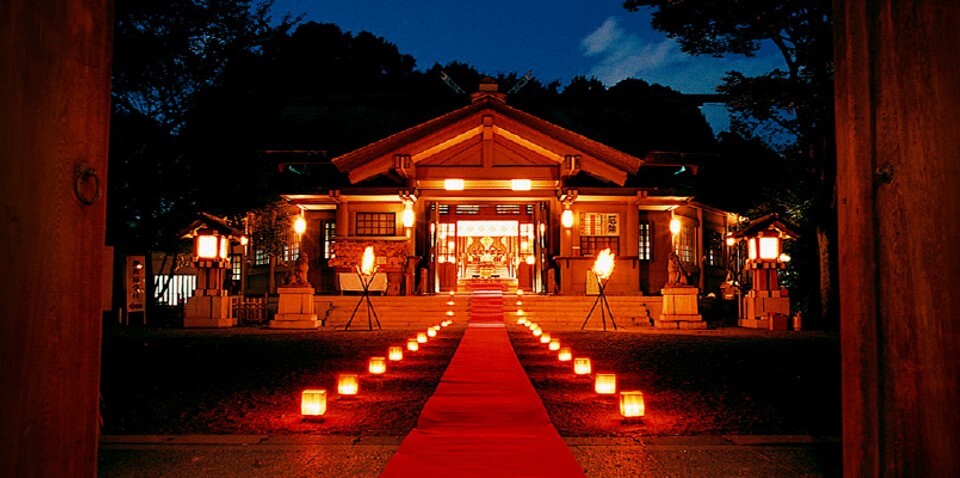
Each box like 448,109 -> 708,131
183,290 -> 236,328
269,287 -> 319,329
656,286 -> 705,329
739,289 -> 791,330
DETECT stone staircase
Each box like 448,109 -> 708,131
503,294 -> 661,330
319,295 -> 468,330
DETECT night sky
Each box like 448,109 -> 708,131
270,1 -> 785,136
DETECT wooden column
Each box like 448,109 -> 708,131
835,1 -> 960,476
0,1 -> 112,476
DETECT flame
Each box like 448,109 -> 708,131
360,246 -> 376,275
593,248 -> 616,281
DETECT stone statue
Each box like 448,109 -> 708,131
286,252 -> 311,287
666,251 -> 688,287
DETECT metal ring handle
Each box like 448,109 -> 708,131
74,162 -> 101,206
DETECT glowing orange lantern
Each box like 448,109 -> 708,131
594,373 -> 617,394
558,347 -> 572,361
427,327 -> 437,338
533,328 -> 543,337
417,332 -> 427,343
516,309 -> 525,316
574,358 -> 592,375
407,339 -> 419,351
549,339 -> 560,351
516,300 -> 523,306
447,300 -> 455,306
446,310 -> 454,317
517,317 -> 527,325
388,346 -> 403,361
540,333 -> 551,344
301,389 -> 327,417
620,391 -> 645,418
368,357 -> 386,375
337,374 -> 359,396
516,289 -> 523,297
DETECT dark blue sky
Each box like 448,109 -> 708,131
270,1 -> 785,135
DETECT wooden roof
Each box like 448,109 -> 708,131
330,93 -> 645,186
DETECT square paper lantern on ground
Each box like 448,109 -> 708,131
427,327 -> 437,337
368,357 -> 386,375
337,374 -> 359,396
558,347 -> 572,362
532,328 -> 543,337
417,332 -> 428,343
549,339 -> 560,351
540,333 -> 552,344
301,389 -> 327,417
388,346 -> 403,361
620,391 -> 645,418
574,358 -> 592,375
407,339 -> 419,351
595,374 -> 617,394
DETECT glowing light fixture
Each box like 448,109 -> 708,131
669,217 -> 681,235
388,346 -> 403,361
294,216 -> 307,235
594,373 -> 617,394
574,358 -> 592,375
511,179 -> 531,191
748,238 -> 758,260
619,391 -> 645,418
593,248 -> 616,281
446,310 -> 454,317
558,347 -> 572,361
549,339 -> 560,351
525,255 -> 536,265
517,317 -> 527,325
368,357 -> 386,375
540,333 -> 552,344
516,300 -> 522,306
759,236 -> 780,260
402,204 -> 415,228
444,178 -> 465,190
301,389 -> 327,417
407,339 -> 419,351
239,235 -> 249,246
427,327 -> 437,338
337,374 -> 359,396
533,328 -> 543,337
561,208 -> 574,229
725,236 -> 735,247
447,300 -> 455,306
194,229 -> 229,261
417,332 -> 427,343
779,253 -> 791,263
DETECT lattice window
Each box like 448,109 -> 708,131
580,236 -> 619,256
321,221 -> 336,259
679,226 -> 696,264
355,212 -> 396,236
638,221 -> 652,261
706,231 -> 724,267
230,254 -> 242,281
254,248 -> 269,266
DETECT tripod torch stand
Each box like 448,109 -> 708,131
344,246 -> 382,331
581,248 -> 618,331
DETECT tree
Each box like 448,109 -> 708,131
623,0 -> 837,325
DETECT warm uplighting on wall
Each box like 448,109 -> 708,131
417,332 -> 427,343
558,347 -> 572,361
574,358 -> 592,375
337,374 -> 359,396
511,179 -> 532,191
388,346 -> 403,361
619,391 -> 645,418
594,374 -> 617,394
301,389 -> 327,417
549,339 -> 560,351
540,333 -> 552,344
407,339 -> 419,351
402,204 -> 415,228
444,178 -> 465,190
368,357 -> 386,375
427,327 -> 437,338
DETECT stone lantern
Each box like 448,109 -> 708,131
181,214 -> 241,328
729,213 -> 799,330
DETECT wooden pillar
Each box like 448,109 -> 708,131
835,1 -> 960,476
0,1 -> 112,476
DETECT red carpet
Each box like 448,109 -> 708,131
381,291 -> 585,477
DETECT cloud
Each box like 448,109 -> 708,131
581,17 -> 686,85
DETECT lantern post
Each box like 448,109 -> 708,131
183,228 -> 237,328
729,214 -> 799,330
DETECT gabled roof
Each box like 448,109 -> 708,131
731,213 -> 800,239
179,212 -> 243,239
330,94 -> 645,186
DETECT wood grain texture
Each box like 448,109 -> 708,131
835,1 -> 960,476
0,1 -> 112,476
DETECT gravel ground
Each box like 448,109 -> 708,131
508,326 -> 841,437
99,326 -> 464,436
100,323 -> 840,439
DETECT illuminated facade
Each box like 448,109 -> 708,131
258,82 -> 738,296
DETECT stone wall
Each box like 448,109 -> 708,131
329,239 -> 412,295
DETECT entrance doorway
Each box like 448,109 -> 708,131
428,202 -> 549,292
